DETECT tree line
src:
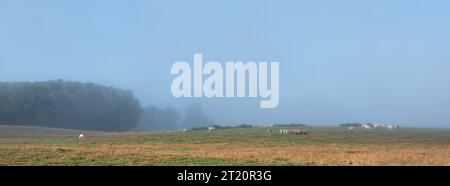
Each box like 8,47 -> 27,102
134,102 -> 211,131
0,80 -> 141,131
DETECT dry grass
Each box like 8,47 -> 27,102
182,143 -> 450,165
0,126 -> 449,165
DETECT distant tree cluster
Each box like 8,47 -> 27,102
339,123 -> 363,127
0,80 -> 141,131
134,106 -> 181,131
182,102 -> 210,129
135,102 -> 210,131
190,124 -> 254,131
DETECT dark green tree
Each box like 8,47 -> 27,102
0,80 -> 141,131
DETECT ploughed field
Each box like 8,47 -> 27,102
0,125 -> 449,165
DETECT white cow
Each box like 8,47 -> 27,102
78,133 -> 84,139
182,128 -> 188,135
387,125 -> 399,130
267,128 -> 272,136
292,128 -> 306,135
373,124 -> 384,128
208,127 -> 216,132
348,127 -> 355,131
279,129 -> 288,135
361,124 -> 372,130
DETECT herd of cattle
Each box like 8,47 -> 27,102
348,124 -> 400,131
274,128 -> 307,135
185,126 -> 308,136
76,124 -> 400,139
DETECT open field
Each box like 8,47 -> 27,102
0,125 -> 449,165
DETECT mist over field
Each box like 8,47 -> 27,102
1,1 -> 450,130
1,1 -> 450,170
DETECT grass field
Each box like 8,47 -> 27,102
0,125 -> 449,165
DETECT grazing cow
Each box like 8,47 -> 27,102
387,125 -> 399,130
292,129 -> 304,135
348,127 -> 355,131
267,128 -> 272,136
78,133 -> 84,139
361,124 -> 372,130
298,129 -> 307,135
279,128 -> 305,135
208,127 -> 216,132
373,124 -> 384,128
280,129 -> 287,135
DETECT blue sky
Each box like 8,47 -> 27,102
1,0 -> 450,127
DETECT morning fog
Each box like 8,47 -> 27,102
171,54 -> 279,108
